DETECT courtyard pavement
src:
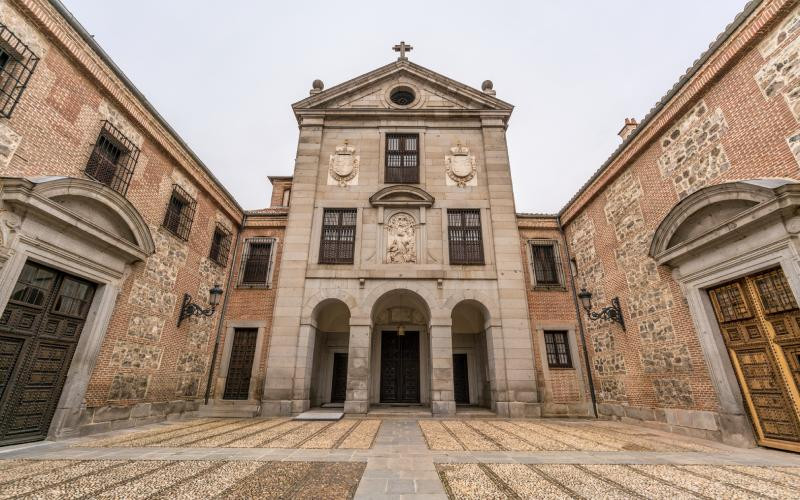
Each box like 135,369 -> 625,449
1,417 -> 799,499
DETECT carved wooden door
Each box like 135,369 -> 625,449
708,267 -> 800,452
223,328 -> 258,400
453,353 -> 470,404
380,330 -> 420,403
330,352 -> 348,403
0,261 -> 96,446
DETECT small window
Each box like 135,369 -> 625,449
209,224 -> 232,266
385,134 -> 419,183
162,185 -> 196,240
0,23 -> 39,118
84,121 -> 140,195
52,277 -> 95,318
282,188 -> 291,207
10,262 -> 56,307
448,209 -> 484,265
530,240 -> 564,288
240,238 -> 274,286
319,208 -> 357,264
544,331 -> 572,368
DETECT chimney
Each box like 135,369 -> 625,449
618,118 -> 638,141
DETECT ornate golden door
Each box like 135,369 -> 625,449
708,267 -> 800,452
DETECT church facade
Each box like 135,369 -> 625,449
2,0 -> 800,453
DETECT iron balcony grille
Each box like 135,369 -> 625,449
240,238 -> 274,286
319,208 -> 357,264
544,331 -> 572,368
0,23 -> 39,118
84,121 -> 140,195
385,134 -> 419,183
530,240 -> 563,287
162,184 -> 196,241
208,223 -> 232,266
448,209 -> 484,265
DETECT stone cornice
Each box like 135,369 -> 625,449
16,0 -> 243,222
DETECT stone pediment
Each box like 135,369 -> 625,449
369,185 -> 434,207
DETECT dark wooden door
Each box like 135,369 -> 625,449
453,353 -> 470,404
223,328 -> 258,400
330,352 -> 348,403
0,261 -> 96,446
380,330 -> 420,403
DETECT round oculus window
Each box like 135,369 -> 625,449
390,88 -> 415,106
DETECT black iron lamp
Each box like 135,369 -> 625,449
177,284 -> 223,327
577,288 -> 626,330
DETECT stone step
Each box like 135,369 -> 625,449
198,403 -> 260,418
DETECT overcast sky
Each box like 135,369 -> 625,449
62,0 -> 749,213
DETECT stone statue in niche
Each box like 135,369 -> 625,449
386,212 -> 416,263
328,140 -> 359,186
445,141 -> 477,187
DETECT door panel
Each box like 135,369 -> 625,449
380,330 -> 420,403
453,353 -> 469,404
223,328 -> 258,400
330,352 -> 348,403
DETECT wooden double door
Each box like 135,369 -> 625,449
0,261 -> 96,446
380,330 -> 420,403
708,266 -> 800,452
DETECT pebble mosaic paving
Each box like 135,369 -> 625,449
78,418 -> 381,449
0,459 -> 366,499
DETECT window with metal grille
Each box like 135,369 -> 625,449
753,268 -> 798,315
709,282 -> 752,323
530,240 -> 564,288
0,24 -> 39,118
162,185 -> 196,240
319,208 -> 357,264
544,331 -> 572,368
448,209 -> 484,265
208,224 -> 232,266
385,134 -> 419,183
239,238 -> 274,286
84,121 -> 140,195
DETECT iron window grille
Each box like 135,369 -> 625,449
84,121 -> 140,195
385,134 -> 419,183
529,240 -> 564,288
208,223 -> 232,266
544,330 -> 572,368
0,23 -> 39,118
448,209 -> 484,265
162,184 -> 196,240
239,237 -> 274,286
319,208 -> 357,264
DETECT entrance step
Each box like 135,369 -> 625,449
294,409 -> 343,421
368,405 -> 433,418
198,402 -> 260,418
455,406 -> 497,418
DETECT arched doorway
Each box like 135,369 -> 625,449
370,290 -> 431,407
451,300 -> 492,409
309,299 -> 351,407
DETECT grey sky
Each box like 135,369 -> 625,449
62,0 -> 749,213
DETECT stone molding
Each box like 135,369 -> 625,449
369,185 -> 435,207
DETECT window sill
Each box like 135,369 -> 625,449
533,285 -> 567,292
236,284 -> 272,290
547,366 -> 575,371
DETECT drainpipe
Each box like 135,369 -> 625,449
557,215 -> 598,418
204,215 -> 244,404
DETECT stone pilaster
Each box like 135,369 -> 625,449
430,321 -> 455,416
345,321 -> 370,414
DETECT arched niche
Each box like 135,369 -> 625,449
308,298 -> 351,407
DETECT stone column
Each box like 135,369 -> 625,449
430,319 -> 456,416
292,323 -> 317,414
345,319 -> 370,414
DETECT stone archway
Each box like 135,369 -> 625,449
451,300 -> 493,409
308,299 -> 351,408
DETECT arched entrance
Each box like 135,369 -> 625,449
309,299 -> 351,407
451,300 -> 492,409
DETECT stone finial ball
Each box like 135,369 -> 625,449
481,80 -> 494,91
312,79 -> 324,90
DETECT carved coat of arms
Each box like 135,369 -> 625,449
328,141 -> 359,186
445,142 -> 477,187
386,212 -> 416,264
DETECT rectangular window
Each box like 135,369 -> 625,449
162,185 -> 196,240
319,208 -> 357,264
84,121 -> 140,195
544,330 -> 572,368
0,23 -> 39,118
385,133 -> 419,183
239,238 -> 274,286
530,240 -> 564,288
448,209 -> 484,265
209,224 -> 232,266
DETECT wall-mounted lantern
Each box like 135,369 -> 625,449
177,284 -> 223,327
577,288 -> 626,331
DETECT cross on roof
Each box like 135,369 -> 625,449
393,41 -> 413,60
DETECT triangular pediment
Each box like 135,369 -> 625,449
293,60 -> 513,113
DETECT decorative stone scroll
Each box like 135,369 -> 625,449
386,212 -> 416,263
328,140 -> 359,187
445,142 -> 477,187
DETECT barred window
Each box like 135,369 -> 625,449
385,134 -> 419,183
0,23 -> 39,118
448,209 -> 484,265
162,185 -> 196,240
209,224 -> 232,266
544,331 -> 572,368
84,121 -> 140,195
319,208 -> 357,264
530,240 -> 564,288
240,238 -> 274,286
